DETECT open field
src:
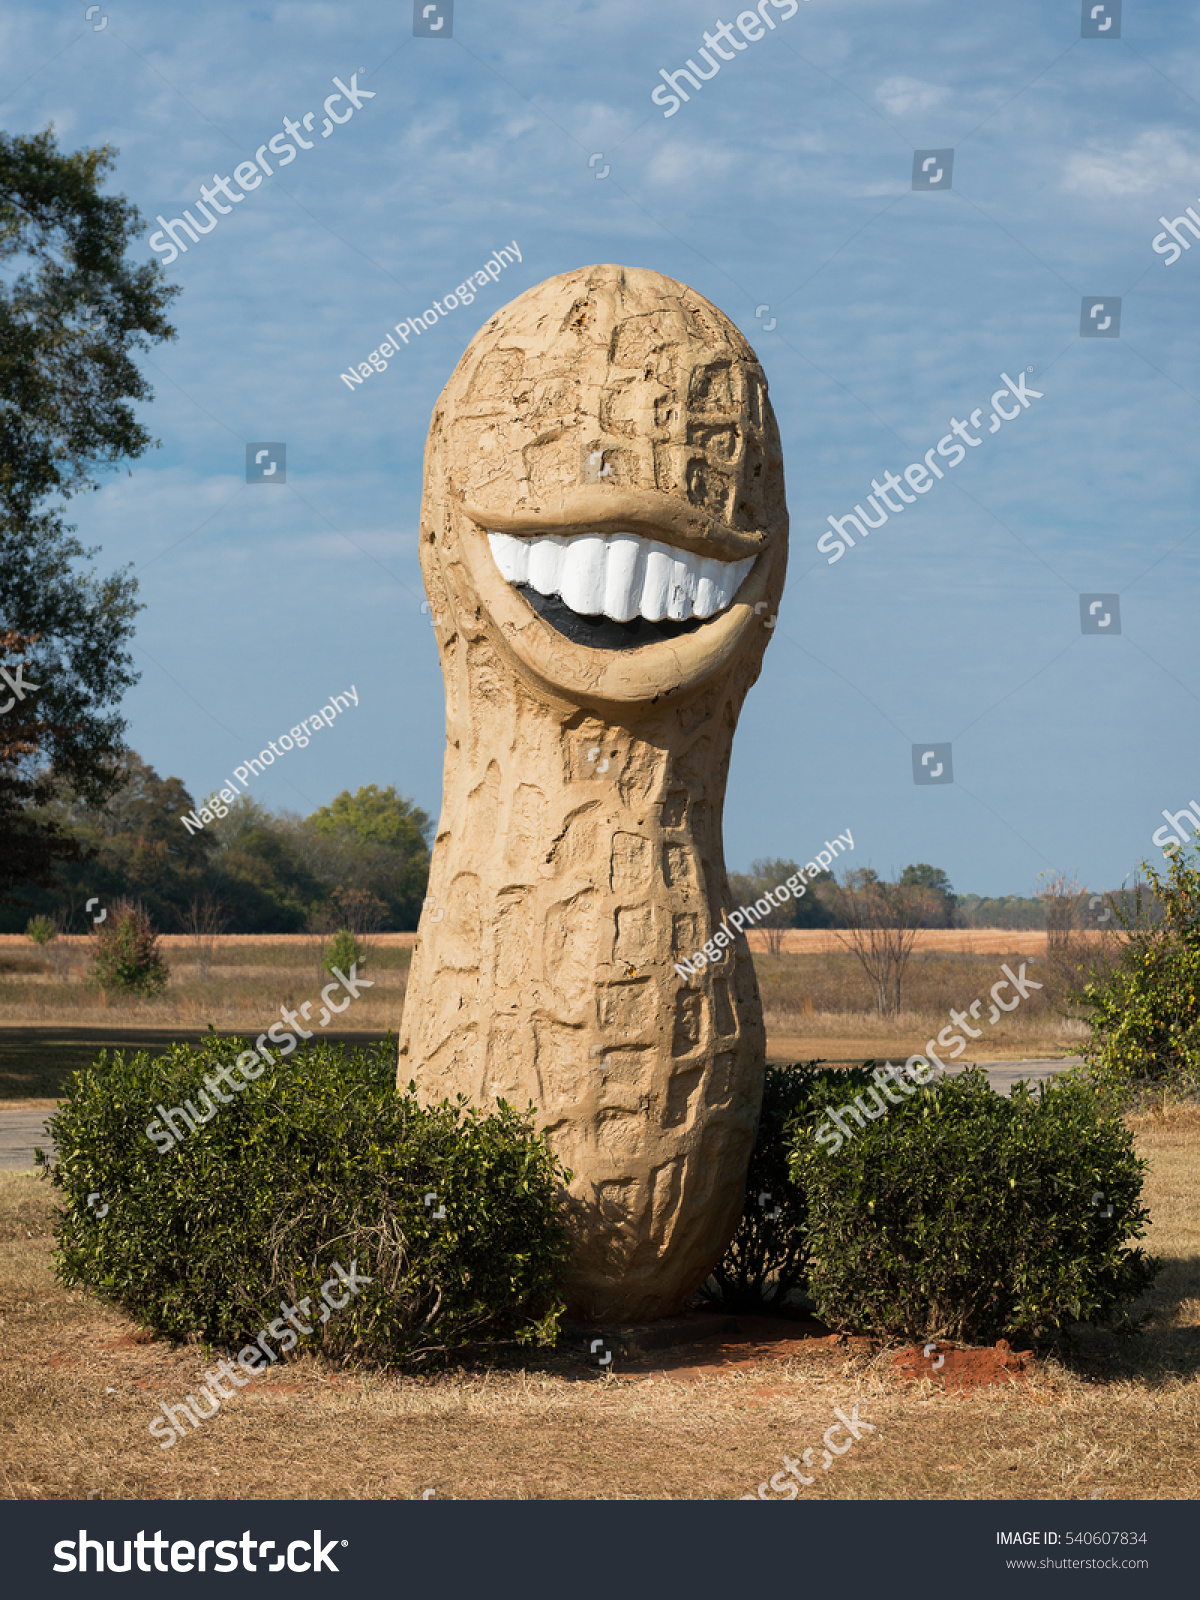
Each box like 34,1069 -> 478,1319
0,929 -> 1087,956
0,931 -> 1088,1099
2,1105 -> 1196,1501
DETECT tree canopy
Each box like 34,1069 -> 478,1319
0,126 -> 179,896
0,757 -> 433,934
729,857 -> 835,932
899,862 -> 957,927
309,784 -> 432,852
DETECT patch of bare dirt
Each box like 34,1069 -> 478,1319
892,1337 -> 1033,1390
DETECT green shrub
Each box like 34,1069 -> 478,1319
25,914 -> 55,945
788,1066 -> 1157,1342
706,1061 -> 875,1311
324,927 -> 362,977
39,1034 -> 570,1365
1075,847 -> 1200,1096
87,899 -> 169,996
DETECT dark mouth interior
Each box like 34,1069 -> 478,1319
516,585 -> 707,651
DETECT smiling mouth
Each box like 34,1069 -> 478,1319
487,530 -> 757,650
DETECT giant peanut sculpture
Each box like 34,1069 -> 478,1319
399,264 -> 788,1321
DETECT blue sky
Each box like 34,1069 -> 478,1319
4,0 -> 1199,897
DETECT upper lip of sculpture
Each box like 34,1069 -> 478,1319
486,528 -> 756,626
462,488 -> 768,565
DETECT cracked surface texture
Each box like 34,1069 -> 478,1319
399,264 -> 789,1321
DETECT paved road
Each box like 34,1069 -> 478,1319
0,1108 -> 57,1172
0,1059 -> 1078,1171
943,1057 -> 1075,1097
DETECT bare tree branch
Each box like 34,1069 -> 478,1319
828,869 -> 937,1018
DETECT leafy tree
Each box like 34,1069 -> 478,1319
307,784 -> 432,929
205,796 -> 322,932
1,627 -> 84,898
1,752 -> 211,931
0,749 -> 434,934
309,783 -> 433,851
729,856 -> 835,950
81,752 -> 212,915
324,928 -> 363,976
956,893 -> 1046,930
1075,846 -> 1200,1094
87,897 -> 169,996
323,886 -> 386,936
899,862 -> 957,927
0,127 -> 179,898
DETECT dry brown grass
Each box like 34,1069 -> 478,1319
0,936 -> 1086,1061
2,1110 -> 1197,1501
744,930 -> 1102,956
754,948 -> 1087,1060
0,938 -> 411,1033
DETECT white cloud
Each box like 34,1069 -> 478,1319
1061,128 -> 1200,198
644,139 -> 738,189
875,76 -> 950,117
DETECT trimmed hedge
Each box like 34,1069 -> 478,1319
706,1061 -> 875,1311
787,1065 -> 1158,1342
39,1033 -> 570,1365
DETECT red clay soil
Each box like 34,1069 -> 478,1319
891,1338 -> 1032,1390
602,1311 -> 1032,1392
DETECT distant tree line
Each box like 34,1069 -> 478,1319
728,863 -> 1141,937
727,859 -> 960,951
957,894 -> 1048,929
0,752 -> 433,934
958,884 -> 1145,932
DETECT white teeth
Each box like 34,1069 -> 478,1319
559,533 -> 608,616
640,546 -> 672,623
603,535 -> 644,624
487,530 -> 755,625
527,534 -> 566,595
